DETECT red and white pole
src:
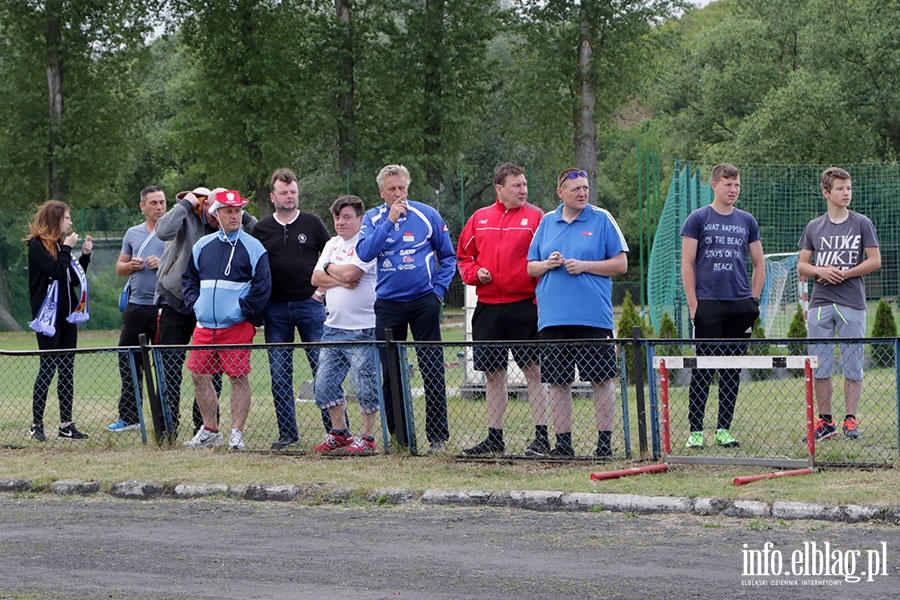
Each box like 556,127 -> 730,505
660,359 -> 671,457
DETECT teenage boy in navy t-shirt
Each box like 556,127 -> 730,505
681,163 -> 765,450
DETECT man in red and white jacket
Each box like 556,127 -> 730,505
457,162 -> 551,456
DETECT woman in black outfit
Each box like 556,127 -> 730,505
25,200 -> 92,441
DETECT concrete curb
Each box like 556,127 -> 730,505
2,478 -> 898,524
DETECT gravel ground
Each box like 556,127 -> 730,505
1,496 -> 898,599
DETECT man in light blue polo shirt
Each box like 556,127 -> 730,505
527,168 -> 628,458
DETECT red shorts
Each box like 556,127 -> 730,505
187,321 -> 256,377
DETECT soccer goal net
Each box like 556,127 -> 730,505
760,252 -> 805,338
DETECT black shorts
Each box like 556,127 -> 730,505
471,299 -> 540,372
539,325 -> 618,385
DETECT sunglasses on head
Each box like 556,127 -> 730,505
558,170 -> 588,187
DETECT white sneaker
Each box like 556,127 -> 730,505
229,429 -> 245,451
184,427 -> 225,448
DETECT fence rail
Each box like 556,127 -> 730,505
1,337 -> 897,466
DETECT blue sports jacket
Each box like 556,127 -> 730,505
355,200 -> 456,302
182,229 -> 271,329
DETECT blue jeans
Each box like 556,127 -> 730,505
315,327 -> 380,414
264,299 -> 326,440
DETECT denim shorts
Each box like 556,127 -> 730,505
314,326 -> 380,413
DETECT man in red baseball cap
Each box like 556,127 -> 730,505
183,189 -> 271,451
155,186 -> 258,439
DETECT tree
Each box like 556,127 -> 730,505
172,0 -> 334,216
0,0 -> 160,329
617,290 -> 649,377
647,0 -> 900,163
513,0 -> 681,204
0,0 -> 160,207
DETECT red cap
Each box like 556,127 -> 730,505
207,189 -> 249,215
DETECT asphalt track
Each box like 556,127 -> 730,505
1,496 -> 897,599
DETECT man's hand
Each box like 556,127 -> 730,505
816,265 -> 845,286
130,257 -> 146,271
546,251 -> 565,270
388,199 -> 408,223
145,255 -> 160,270
476,267 -> 492,284
563,258 -> 585,275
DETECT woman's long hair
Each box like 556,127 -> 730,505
24,200 -> 69,258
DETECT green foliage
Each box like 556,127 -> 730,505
617,290 -> 648,374
786,304 -> 808,358
648,0 -> 900,163
870,299 -> 897,368
656,311 -> 679,354
871,299 -> 898,337
0,0 -> 162,208
747,317 -> 770,381
655,311 -> 681,382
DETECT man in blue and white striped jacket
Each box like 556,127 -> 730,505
182,189 -> 271,451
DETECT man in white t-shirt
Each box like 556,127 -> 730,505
310,195 -> 380,454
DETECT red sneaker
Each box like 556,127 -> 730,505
344,436 -> 377,455
314,432 -> 354,453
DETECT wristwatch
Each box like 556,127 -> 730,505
314,290 -> 326,300
323,263 -> 331,275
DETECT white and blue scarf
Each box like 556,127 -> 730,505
29,257 -> 90,336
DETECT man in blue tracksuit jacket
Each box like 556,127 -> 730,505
182,190 -> 271,451
356,164 -> 456,453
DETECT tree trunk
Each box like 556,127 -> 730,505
0,258 -> 23,332
423,0 -> 444,190
255,180 -> 270,218
574,10 -> 598,205
45,0 -> 65,202
335,0 -> 356,180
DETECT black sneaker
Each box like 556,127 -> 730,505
58,423 -> 89,440
842,417 -> 862,440
523,437 -> 551,457
29,424 -> 46,442
593,443 -> 612,459
462,438 -> 505,456
548,444 -> 575,458
813,418 -> 837,441
271,436 -> 300,450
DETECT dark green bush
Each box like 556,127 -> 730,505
870,298 -> 897,368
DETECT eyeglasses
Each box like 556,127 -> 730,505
558,170 -> 588,187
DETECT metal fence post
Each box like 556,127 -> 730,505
138,333 -> 168,446
384,328 -> 408,450
895,337 -> 900,460
631,326 -> 648,456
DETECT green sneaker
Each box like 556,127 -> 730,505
714,428 -> 741,448
684,431 -> 704,449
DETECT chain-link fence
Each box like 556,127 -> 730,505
395,339 -> 635,459
645,338 -> 899,467
2,337 -> 898,466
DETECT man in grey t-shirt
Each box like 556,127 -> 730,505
798,167 -> 880,441
107,186 -> 167,432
